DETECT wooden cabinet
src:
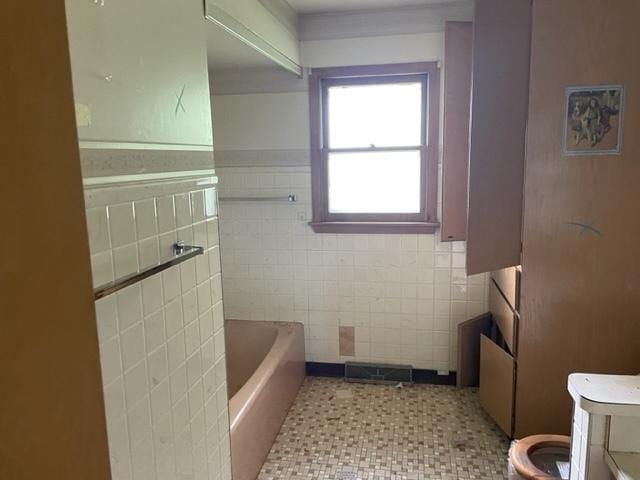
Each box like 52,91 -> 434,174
441,21 -> 472,242
515,0 -> 640,438
471,0 -> 640,439
479,334 -> 515,436
480,267 -> 520,437
464,0 -> 531,275
65,0 -> 213,148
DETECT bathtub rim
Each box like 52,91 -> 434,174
226,319 -> 304,432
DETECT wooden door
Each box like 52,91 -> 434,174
516,0 -> 640,437
441,21 -> 473,242
0,2 -> 111,478
466,0 -> 532,274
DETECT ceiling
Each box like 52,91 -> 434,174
287,0 -> 461,14
205,22 -> 277,72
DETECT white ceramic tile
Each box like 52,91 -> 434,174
145,310 -> 166,355
135,199 -> 158,240
95,295 -> 118,343
100,336 -> 123,385
117,285 -> 143,331
150,380 -> 171,425
121,323 -> 146,371
165,298 -> 184,338
170,364 -> 188,405
156,196 -> 176,234
138,237 -> 160,270
124,360 -> 149,406
106,414 -> 133,480
86,207 -> 111,254
127,397 -> 152,447
147,345 -> 169,389
162,266 -> 181,303
191,190 -> 206,222
88,184 -> 230,480
91,251 -> 115,287
167,332 -> 186,373
142,275 -> 164,316
113,244 -> 139,278
109,203 -> 137,248
175,193 -> 192,228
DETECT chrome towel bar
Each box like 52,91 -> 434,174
94,242 -> 203,300
218,194 -> 297,203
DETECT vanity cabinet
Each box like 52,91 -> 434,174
65,0 -> 213,148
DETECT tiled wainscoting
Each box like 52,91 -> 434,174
216,165 -> 489,372
85,173 -> 231,480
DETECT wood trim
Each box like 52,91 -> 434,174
309,62 -> 439,79
308,62 -> 440,231
441,21 -> 473,242
309,221 -> 439,234
516,0 -> 640,438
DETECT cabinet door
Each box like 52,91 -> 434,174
479,334 -> 515,437
466,0 -> 532,274
441,21 -> 473,242
66,0 -> 213,148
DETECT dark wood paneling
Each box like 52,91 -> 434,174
516,0 -> 640,437
466,0 -> 531,274
0,2 -> 111,478
442,21 -> 473,242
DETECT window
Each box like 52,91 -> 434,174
308,62 -> 440,233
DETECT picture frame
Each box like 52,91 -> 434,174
563,84 -> 624,156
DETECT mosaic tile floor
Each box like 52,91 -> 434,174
258,377 -> 510,480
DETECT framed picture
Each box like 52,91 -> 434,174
563,85 -> 624,155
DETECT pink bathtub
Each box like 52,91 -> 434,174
225,320 -> 305,480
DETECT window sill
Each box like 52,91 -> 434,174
309,221 -> 440,234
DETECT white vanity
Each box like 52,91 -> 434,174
568,373 -> 640,480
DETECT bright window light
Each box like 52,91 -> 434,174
328,151 -> 421,213
325,80 -> 424,214
328,82 -> 422,148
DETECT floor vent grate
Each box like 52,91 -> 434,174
345,361 -> 413,385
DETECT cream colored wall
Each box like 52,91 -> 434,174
210,31 -> 489,373
65,0 -> 214,148
212,92 -> 309,151
301,32 -> 444,67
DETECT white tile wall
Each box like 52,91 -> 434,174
216,166 -> 490,372
86,179 -> 231,480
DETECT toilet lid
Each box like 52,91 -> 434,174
511,434 -> 571,480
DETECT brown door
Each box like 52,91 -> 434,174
466,0 -> 532,274
0,2 -> 111,478
441,21 -> 473,242
516,0 -> 640,437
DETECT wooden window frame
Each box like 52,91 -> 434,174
308,62 -> 440,234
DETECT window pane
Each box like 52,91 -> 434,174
328,151 -> 421,214
327,82 -> 423,149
